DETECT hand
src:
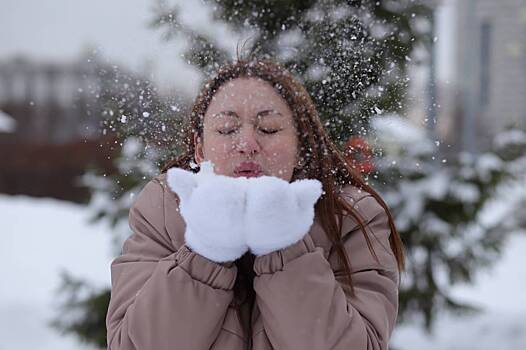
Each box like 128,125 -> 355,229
244,176 -> 323,256
166,163 -> 250,263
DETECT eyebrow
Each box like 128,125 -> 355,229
212,109 -> 283,119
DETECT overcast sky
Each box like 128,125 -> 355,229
1,0 -> 218,97
0,0 -> 454,98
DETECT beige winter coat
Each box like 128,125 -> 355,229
106,172 -> 400,350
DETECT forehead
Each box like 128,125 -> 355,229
205,77 -> 291,115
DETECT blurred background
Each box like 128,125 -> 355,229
1,0 -> 525,349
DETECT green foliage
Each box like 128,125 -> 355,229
150,0 -> 433,144
84,58 -> 188,232
49,271 -> 110,349
369,117 -> 526,330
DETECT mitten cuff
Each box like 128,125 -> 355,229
253,233 -> 318,275
174,244 -> 237,290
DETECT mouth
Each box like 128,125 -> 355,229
233,162 -> 264,178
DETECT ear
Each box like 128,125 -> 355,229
193,133 -> 204,164
166,167 -> 198,202
291,179 -> 323,209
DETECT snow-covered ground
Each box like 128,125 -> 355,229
0,110 -> 16,133
392,231 -> 526,349
1,194 -> 524,349
0,195 -> 113,350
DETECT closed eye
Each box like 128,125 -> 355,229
217,129 -> 237,135
258,128 -> 281,135
217,128 -> 281,135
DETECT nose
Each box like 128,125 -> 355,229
234,126 -> 261,156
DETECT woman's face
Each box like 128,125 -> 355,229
194,77 -> 299,181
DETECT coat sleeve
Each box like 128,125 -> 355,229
252,194 -> 400,350
106,177 -> 238,350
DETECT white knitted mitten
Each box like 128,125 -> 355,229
167,161 -> 249,263
244,175 -> 323,256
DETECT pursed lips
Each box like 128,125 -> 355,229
234,161 -> 264,177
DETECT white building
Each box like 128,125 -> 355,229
453,0 -> 526,151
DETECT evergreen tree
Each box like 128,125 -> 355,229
151,0 -> 433,142
369,116 -> 526,329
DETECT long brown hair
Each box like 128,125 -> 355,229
161,57 -> 405,303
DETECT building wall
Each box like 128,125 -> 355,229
0,58 -> 102,144
0,57 -> 122,202
455,0 -> 526,151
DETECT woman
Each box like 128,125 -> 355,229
106,58 -> 405,350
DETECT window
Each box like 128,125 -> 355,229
479,20 -> 492,107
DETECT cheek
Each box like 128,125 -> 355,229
264,146 -> 297,179
203,132 -> 233,154
261,135 -> 298,165
270,149 -> 296,164
200,134 -> 235,173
